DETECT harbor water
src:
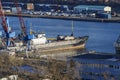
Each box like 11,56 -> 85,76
0,16 -> 120,53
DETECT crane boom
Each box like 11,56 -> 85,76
13,0 -> 26,37
0,0 -> 8,33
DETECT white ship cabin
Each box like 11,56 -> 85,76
37,33 -> 46,38
67,53 -> 120,80
30,33 -> 47,45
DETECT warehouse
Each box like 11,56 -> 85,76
74,5 -> 111,14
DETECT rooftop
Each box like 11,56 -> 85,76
72,53 -> 120,61
74,5 -> 110,11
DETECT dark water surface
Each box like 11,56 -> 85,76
0,17 -> 120,53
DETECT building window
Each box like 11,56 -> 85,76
109,65 -> 114,68
115,65 -> 119,69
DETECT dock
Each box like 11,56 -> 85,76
5,13 -> 120,23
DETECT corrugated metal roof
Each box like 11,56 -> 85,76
72,53 -> 115,60
74,5 -> 107,10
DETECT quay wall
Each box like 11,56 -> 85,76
5,13 -> 120,23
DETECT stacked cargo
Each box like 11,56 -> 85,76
96,13 -> 111,19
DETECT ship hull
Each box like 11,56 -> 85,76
38,43 -> 85,52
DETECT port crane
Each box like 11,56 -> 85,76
13,0 -> 27,37
13,0 -> 35,50
0,0 -> 15,47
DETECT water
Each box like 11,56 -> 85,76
19,65 -> 35,73
0,16 -> 120,53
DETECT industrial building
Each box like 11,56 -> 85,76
67,53 -> 120,80
74,5 -> 111,14
34,4 -> 69,12
74,5 -> 111,18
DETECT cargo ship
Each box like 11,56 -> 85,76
30,34 -> 88,52
6,33 -> 89,52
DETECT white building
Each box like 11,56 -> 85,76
68,53 -> 120,80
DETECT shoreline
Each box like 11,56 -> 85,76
5,13 -> 120,23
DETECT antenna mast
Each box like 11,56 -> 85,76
71,20 -> 74,36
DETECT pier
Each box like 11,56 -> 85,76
5,13 -> 120,23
